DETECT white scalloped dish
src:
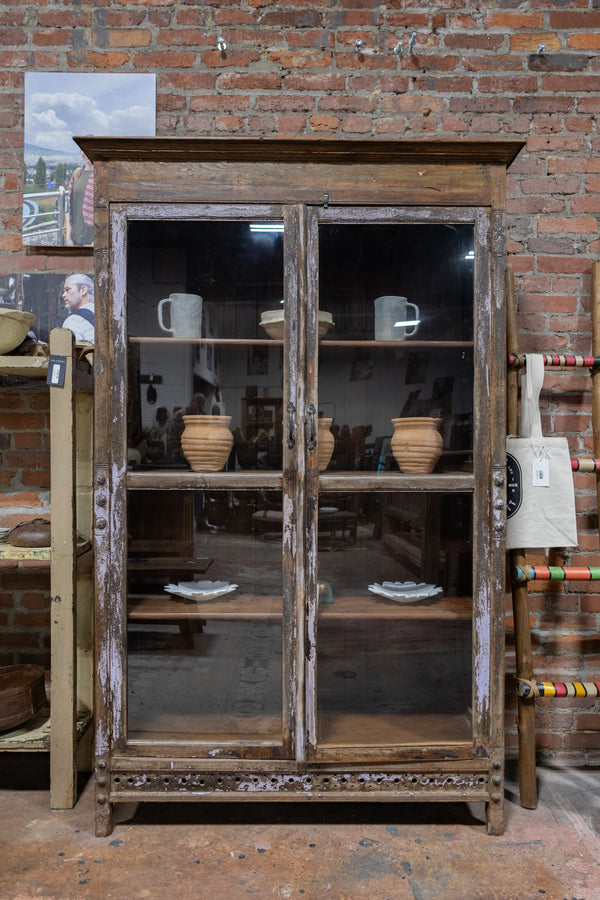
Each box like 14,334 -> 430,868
164,580 -> 238,602
368,581 -> 443,603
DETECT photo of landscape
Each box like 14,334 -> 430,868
23,72 -> 156,247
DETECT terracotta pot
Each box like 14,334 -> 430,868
317,417 -> 335,471
390,417 -> 443,474
181,415 -> 233,472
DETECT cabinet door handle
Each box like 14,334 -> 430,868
287,401 -> 296,449
306,403 -> 317,451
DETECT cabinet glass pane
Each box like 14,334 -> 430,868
315,491 -> 473,747
126,219 -> 284,471
127,489 -> 284,743
318,222 -> 474,474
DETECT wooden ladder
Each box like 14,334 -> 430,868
506,261 -> 600,809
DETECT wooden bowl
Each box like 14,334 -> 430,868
260,309 -> 334,341
0,665 -> 46,732
0,309 -> 36,354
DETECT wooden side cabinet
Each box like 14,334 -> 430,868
0,328 -> 94,808
80,136 -> 522,836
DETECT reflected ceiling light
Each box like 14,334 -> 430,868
394,320 -> 421,328
464,249 -> 474,259
249,223 -> 284,233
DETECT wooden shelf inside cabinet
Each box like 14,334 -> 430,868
0,331 -> 94,809
128,593 -> 471,622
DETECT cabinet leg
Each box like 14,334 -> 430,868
485,798 -> 504,835
95,799 -> 114,837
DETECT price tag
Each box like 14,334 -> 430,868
532,456 -> 549,487
46,355 -> 66,387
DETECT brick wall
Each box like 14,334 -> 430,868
1,0 -> 599,764
0,388 -> 51,668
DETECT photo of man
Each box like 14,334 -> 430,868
62,273 -> 94,342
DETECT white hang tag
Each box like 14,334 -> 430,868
532,456 -> 550,487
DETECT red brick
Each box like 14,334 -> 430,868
527,135 -> 586,154
510,33 -> 561,52
550,11 -> 600,29
0,413 -> 47,431
158,73 -> 215,91
538,217 -> 598,235
283,73 -> 345,92
318,96 -> 377,113
213,9 -> 259,26
542,74 -> 600,93
442,115 -> 468,133
92,10 -> 145,27
341,116 -> 372,134
256,96 -> 314,112
413,76 -> 473,93
285,31 -> 333,50
21,593 -> 50,611
67,50 -> 130,68
106,29 -> 153,47
478,76 -> 539,94
157,29 -> 209,47
445,34 -> 504,50
0,28 -> 27,45
217,72 -> 282,91
485,12 -> 544,28
201,50 -> 260,69
248,115 -> 277,132
309,114 -> 340,132
277,114 -> 306,133
267,50 -> 331,69
374,118 -> 408,135
132,51 -> 197,69
190,96 -> 251,112
215,115 -> 244,132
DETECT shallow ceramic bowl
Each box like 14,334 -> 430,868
0,310 -> 36,354
260,309 -> 334,341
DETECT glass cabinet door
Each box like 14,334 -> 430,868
306,211 -> 483,757
122,210 -> 295,756
117,202 -> 490,761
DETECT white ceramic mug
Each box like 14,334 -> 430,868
157,293 -> 203,338
374,295 -> 420,341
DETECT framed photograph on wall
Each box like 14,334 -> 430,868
0,272 -> 95,344
23,73 -> 156,249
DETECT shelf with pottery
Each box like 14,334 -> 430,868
128,337 -> 474,350
0,328 -> 94,810
127,591 -> 472,623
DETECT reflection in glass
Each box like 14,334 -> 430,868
316,223 -> 475,475
125,219 -> 285,471
126,490 -> 284,743
315,492 -> 473,747
317,347 -> 473,474
319,223 -> 474,342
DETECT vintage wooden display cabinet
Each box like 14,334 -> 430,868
79,137 -> 522,836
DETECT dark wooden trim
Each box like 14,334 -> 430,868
76,136 -> 524,167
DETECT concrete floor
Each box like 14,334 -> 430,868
0,757 -> 597,900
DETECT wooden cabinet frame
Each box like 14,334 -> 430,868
79,137 -> 522,836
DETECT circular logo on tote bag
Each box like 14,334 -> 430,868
506,452 -> 523,518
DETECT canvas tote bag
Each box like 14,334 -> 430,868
506,354 -> 578,550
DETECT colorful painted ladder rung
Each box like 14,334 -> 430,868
571,458 -> 600,472
512,565 -> 600,583
508,352 -> 600,368
517,680 -> 600,700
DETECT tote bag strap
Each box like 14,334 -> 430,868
519,354 -> 544,439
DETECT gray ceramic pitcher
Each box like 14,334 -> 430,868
157,293 -> 203,338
